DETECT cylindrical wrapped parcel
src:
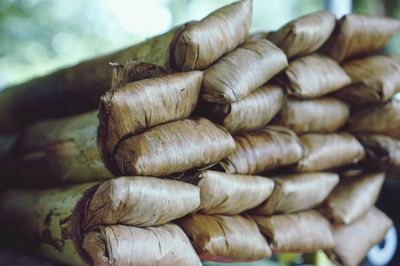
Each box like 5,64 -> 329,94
0,177 -> 200,265
202,39 -> 288,104
319,172 -> 385,224
294,133 -> 365,172
276,97 -> 349,133
178,214 -> 271,262
357,134 -> 400,174
7,71 -> 207,183
198,84 -> 285,134
82,176 -> 200,230
328,207 -> 393,266
219,126 -> 304,175
193,170 -> 274,215
83,224 -> 202,266
346,99 -> 400,139
98,71 -> 203,163
253,210 -> 335,253
324,13 -> 400,62
114,118 -> 235,177
282,54 -> 351,98
336,56 -> 400,104
254,172 -> 339,215
174,0 -> 252,71
268,11 -> 336,58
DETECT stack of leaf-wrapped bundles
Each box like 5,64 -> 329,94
0,0 -> 399,265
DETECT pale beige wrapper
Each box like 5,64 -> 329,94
254,172 -> 339,215
319,172 -> 385,224
253,210 -> 335,253
83,224 -> 202,266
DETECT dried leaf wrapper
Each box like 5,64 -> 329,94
346,99 -> 400,139
276,97 -> 349,133
83,224 -> 202,266
336,56 -> 400,104
114,118 -> 235,177
219,126 -> 304,175
174,0 -> 252,70
199,84 -> 285,134
178,214 -> 271,262
328,208 -> 393,266
195,170 -> 274,215
254,172 -> 339,215
294,133 -> 365,172
282,54 -> 351,98
253,210 -> 335,253
99,71 -> 203,166
268,11 -> 336,58
202,39 -> 288,103
325,14 -> 400,62
319,172 -> 385,224
83,176 -> 200,229
248,31 -> 270,41
357,134 -> 400,174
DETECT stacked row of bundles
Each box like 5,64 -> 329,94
0,0 -> 399,265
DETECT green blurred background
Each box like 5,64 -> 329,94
0,0 -> 399,90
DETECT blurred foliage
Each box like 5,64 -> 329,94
0,0 -> 398,89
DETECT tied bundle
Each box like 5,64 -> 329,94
0,177 -> 201,265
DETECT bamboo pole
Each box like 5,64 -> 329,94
0,0 -> 252,133
0,182 -> 99,266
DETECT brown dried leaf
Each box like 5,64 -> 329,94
83,224 -> 202,266
199,84 -> 285,134
202,39 -> 288,103
254,172 -> 339,215
268,11 -> 336,58
328,208 -> 393,266
114,118 -> 235,177
325,14 -> 400,62
174,0 -> 252,70
253,210 -> 335,253
178,214 -> 271,262
294,133 -> 365,172
219,126 -> 304,175
282,54 -> 351,98
195,170 -> 274,215
277,97 -> 349,133
319,172 -> 385,224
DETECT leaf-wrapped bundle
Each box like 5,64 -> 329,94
254,172 -> 339,215
178,214 -> 271,262
253,210 -> 335,253
174,0 -> 252,70
219,126 -> 303,175
276,97 -> 349,133
202,39 -> 287,103
319,172 -> 385,224
325,14 -> 400,62
294,133 -> 365,172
